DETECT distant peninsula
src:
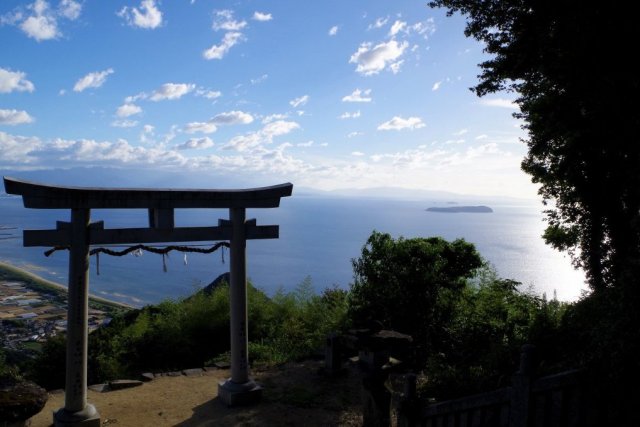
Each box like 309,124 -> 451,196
426,205 -> 493,213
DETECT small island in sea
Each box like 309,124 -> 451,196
426,205 -> 493,213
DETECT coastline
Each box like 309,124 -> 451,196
0,260 -> 133,313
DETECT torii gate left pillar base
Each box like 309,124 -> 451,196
218,379 -> 262,406
54,404 -> 100,427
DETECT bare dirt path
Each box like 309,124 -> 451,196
29,361 -> 362,427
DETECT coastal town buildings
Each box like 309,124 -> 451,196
0,280 -> 111,351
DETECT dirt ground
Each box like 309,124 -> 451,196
28,360 -> 363,427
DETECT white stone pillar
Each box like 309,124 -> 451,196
54,208 -> 100,427
218,207 -> 262,406
230,207 -> 248,383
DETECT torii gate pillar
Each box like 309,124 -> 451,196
218,207 -> 262,405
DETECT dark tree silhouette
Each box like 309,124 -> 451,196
429,1 -> 640,295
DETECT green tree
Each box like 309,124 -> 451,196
428,1 -> 640,294
427,2 -> 640,422
349,231 -> 482,353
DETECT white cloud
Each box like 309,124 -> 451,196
196,89 -> 222,99
289,95 -> 309,108
59,0 -> 81,20
297,141 -> 314,147
203,32 -> 243,60
368,17 -> 388,30
184,122 -> 217,134
377,116 -> 425,131
116,103 -> 142,117
73,68 -> 114,92
411,18 -> 437,39
389,20 -> 406,36
0,68 -> 35,93
475,134 -> 489,140
210,110 -> 254,125
390,60 -> 404,74
262,113 -> 288,124
150,83 -> 195,101
351,151 -> 365,156
3,0 -> 82,41
350,40 -> 408,75
342,89 -> 372,103
20,0 -> 59,41
225,120 -> 300,151
480,98 -> 518,109
339,111 -> 361,119
251,74 -> 268,85
453,129 -> 468,136
252,11 -> 272,22
0,109 -> 35,125
111,119 -> 138,128
212,10 -> 246,31
118,0 -> 163,29
348,131 -> 363,138
262,120 -> 299,137
0,131 -> 42,163
432,81 -> 442,91
176,137 -> 214,150
328,25 -> 338,36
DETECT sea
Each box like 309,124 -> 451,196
0,193 -> 587,307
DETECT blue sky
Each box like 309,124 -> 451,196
0,0 -> 534,198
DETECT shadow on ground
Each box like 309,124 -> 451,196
176,360 -> 362,427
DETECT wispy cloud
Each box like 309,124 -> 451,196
111,119 -> 138,128
210,110 -> 254,125
368,16 -> 389,30
203,31 -> 243,60
342,89 -> 372,103
184,122 -> 217,134
432,81 -> 442,91
252,11 -> 272,22
116,103 -> 142,118
339,111 -> 361,119
59,0 -> 81,20
350,40 -> 408,75
150,83 -> 195,101
289,95 -> 309,108
195,89 -> 222,99
480,98 -> 518,109
176,137 -> 214,150
328,25 -> 338,36
0,109 -> 35,125
0,68 -> 35,93
73,68 -> 114,92
212,10 -> 247,31
225,120 -> 299,151
388,20 -> 406,37
377,116 -> 425,131
118,0 -> 163,29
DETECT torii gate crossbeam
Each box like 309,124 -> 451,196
3,177 -> 293,426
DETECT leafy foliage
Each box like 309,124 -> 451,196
349,231 -> 483,354
29,277 -> 349,388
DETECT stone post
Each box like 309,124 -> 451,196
54,208 -> 100,427
218,207 -> 262,406
510,344 -> 536,427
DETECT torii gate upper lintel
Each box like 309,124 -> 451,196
2,176 -> 293,426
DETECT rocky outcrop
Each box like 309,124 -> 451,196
0,377 -> 48,425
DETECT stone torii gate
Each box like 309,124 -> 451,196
3,177 -> 292,427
